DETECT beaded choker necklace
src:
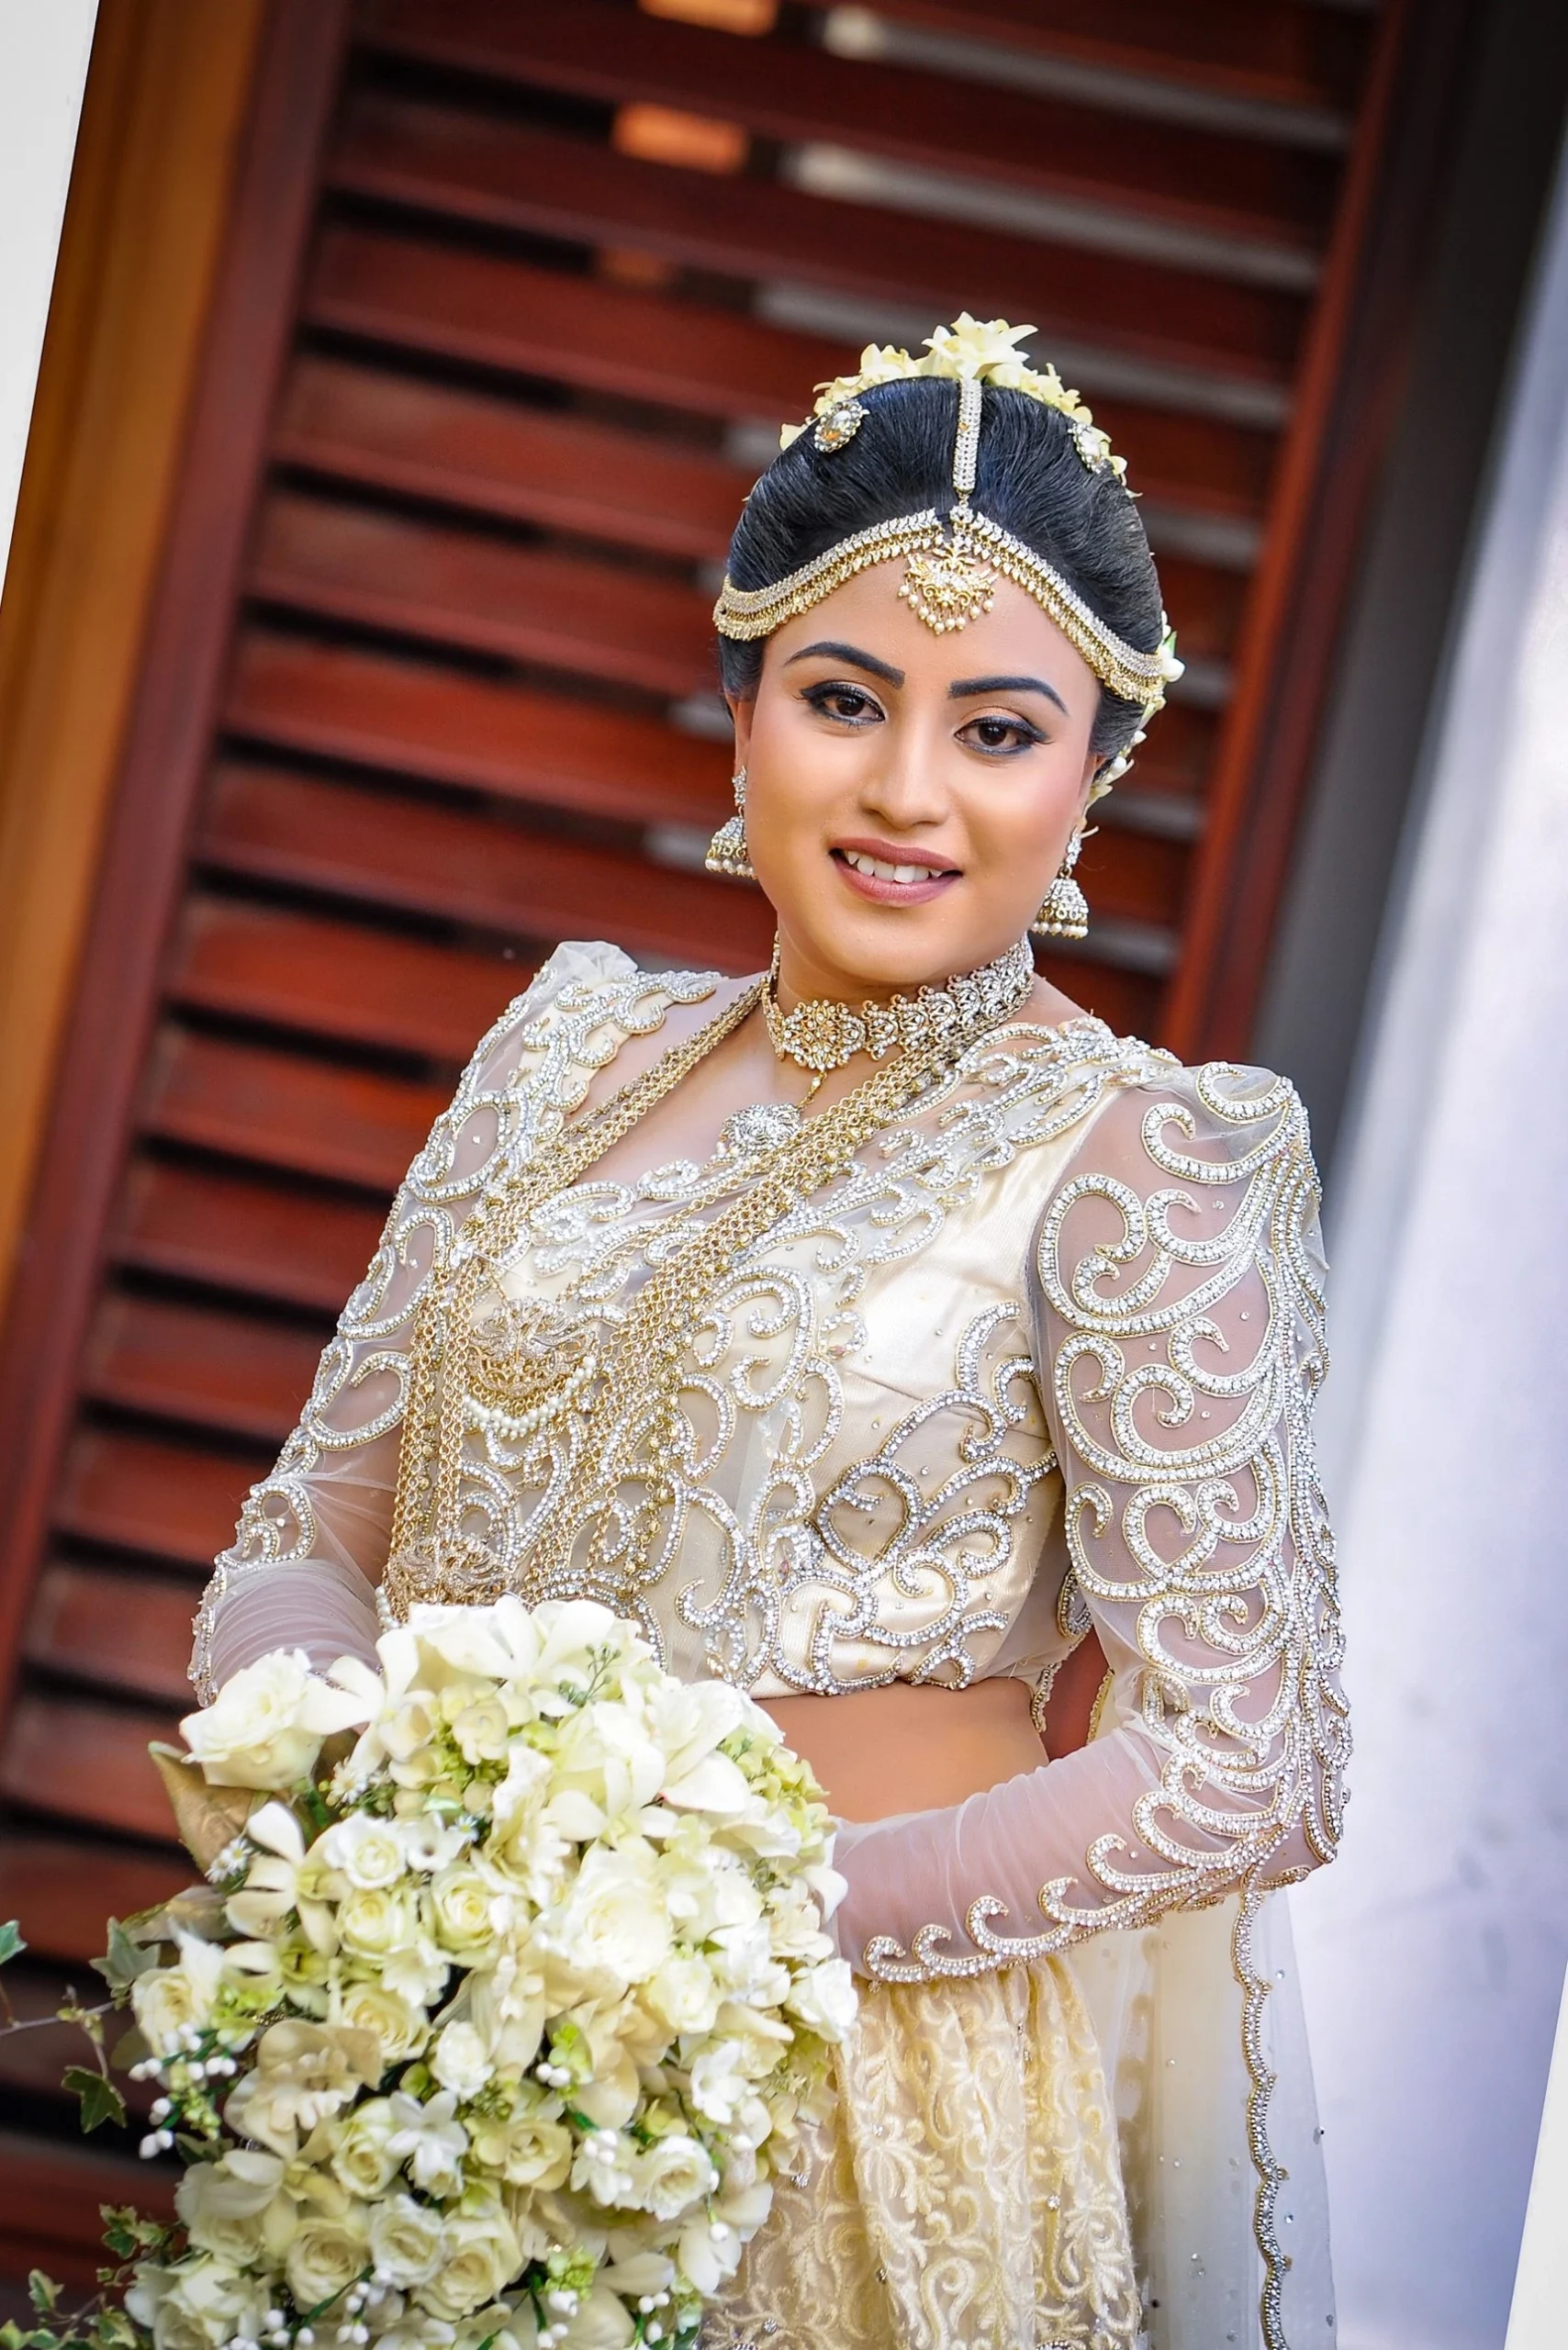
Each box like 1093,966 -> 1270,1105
763,935 -> 1036,1083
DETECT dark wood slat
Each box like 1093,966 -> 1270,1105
793,0 -> 1369,116
143,1025 -> 445,1192
321,118 -> 1304,387
358,0 -> 1336,252
276,352 -> 1273,536
53,1427 -> 260,1571
81,1289 -> 327,1447
169,890 -> 521,1060
251,489 -> 714,695
1077,825 -> 1189,931
275,354 -> 755,556
0,0 -> 353,1726
116,1157 -> 385,1314
226,633 -> 733,828
0,1830 -> 190,1967
305,229 -> 1297,422
0,2123 -> 175,2285
1152,555 -> 1247,663
2,1692 -> 184,1844
201,767 -> 778,970
27,1561 -> 198,1707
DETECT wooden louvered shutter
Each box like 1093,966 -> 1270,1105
0,0 -> 1450,2266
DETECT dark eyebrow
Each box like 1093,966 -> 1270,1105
782,639 -> 905,686
947,672 -> 1070,716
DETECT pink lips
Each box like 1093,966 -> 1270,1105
831,840 -> 961,908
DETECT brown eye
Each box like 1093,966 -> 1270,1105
802,681 -> 883,724
959,712 -> 1044,755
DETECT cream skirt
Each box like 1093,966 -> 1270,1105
707,1954 -> 1142,2350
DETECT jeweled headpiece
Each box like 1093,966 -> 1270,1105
712,316 -> 1182,769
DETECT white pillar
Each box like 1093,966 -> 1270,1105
1294,138 -> 1568,2350
0,0 -> 100,590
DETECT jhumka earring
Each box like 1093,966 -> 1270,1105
705,766 -> 755,881
1031,823 -> 1090,940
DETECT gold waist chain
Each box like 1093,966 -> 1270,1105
384,983 -> 1001,1625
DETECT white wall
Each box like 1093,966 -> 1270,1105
1295,132 -> 1568,2350
0,0 -> 100,590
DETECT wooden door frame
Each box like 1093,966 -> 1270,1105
1164,0 -> 1479,1059
0,0 -> 352,1699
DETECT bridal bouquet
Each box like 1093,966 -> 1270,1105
113,1597 -> 853,2350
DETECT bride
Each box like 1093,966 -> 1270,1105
191,319 -> 1349,2350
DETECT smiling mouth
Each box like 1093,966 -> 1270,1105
834,847 -> 960,884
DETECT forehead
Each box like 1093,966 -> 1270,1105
761,565 -> 1100,711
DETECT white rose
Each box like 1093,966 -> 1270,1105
180,1648 -> 367,1790
368,2191 -> 446,2288
331,2096 -> 401,2198
466,2100 -> 571,2191
415,2209 -> 521,2322
430,2020 -> 491,2103
445,1688 -> 510,1764
319,1810 -> 408,1890
339,1884 -> 421,1961
223,2020 -> 380,2156
427,1866 -> 499,1958
633,2131 -> 717,2221
126,2256 -> 269,2350
786,1956 -> 857,2040
642,1952 -> 720,2037
131,1931 -> 226,2058
335,1976 -> 430,2067
286,2206 -> 372,2311
543,1844 -> 670,1987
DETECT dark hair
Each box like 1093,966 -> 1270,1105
716,377 -> 1164,758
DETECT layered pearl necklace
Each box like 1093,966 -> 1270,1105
762,935 -> 1036,1085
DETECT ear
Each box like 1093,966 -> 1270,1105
1078,749 -> 1107,811
725,691 -> 756,771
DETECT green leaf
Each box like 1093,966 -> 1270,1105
63,2066 -> 126,2134
0,1921 -> 26,1966
90,1920 -> 159,1998
25,2279 -> 58,2317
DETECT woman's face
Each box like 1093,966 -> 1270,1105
730,565 -> 1103,1000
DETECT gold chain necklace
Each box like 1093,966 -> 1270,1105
763,934 -> 1036,1081
385,970 -> 1022,1626
387,979 -> 763,1577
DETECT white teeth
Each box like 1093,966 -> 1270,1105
843,850 -> 946,883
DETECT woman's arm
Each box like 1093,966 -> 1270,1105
832,1061 -> 1350,1978
191,941 -> 644,1696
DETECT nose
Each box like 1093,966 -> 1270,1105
857,711 -> 949,834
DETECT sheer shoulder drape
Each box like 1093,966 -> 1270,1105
832,1060 -> 1349,1978
192,941 -> 641,1696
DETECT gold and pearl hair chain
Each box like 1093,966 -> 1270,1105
712,319 -> 1183,731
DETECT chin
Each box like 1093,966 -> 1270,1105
806,903 -> 1014,990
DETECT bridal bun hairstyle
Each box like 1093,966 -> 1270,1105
715,377 -> 1166,762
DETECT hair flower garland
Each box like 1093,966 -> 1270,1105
779,313 -> 1126,479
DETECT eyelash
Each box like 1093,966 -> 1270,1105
799,680 -> 1047,755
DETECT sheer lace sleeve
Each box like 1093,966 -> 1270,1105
190,941 -> 647,1697
832,1059 -> 1350,1980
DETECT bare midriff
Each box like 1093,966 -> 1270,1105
757,1678 -> 1047,1823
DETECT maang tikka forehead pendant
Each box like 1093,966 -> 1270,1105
900,376 -> 998,634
